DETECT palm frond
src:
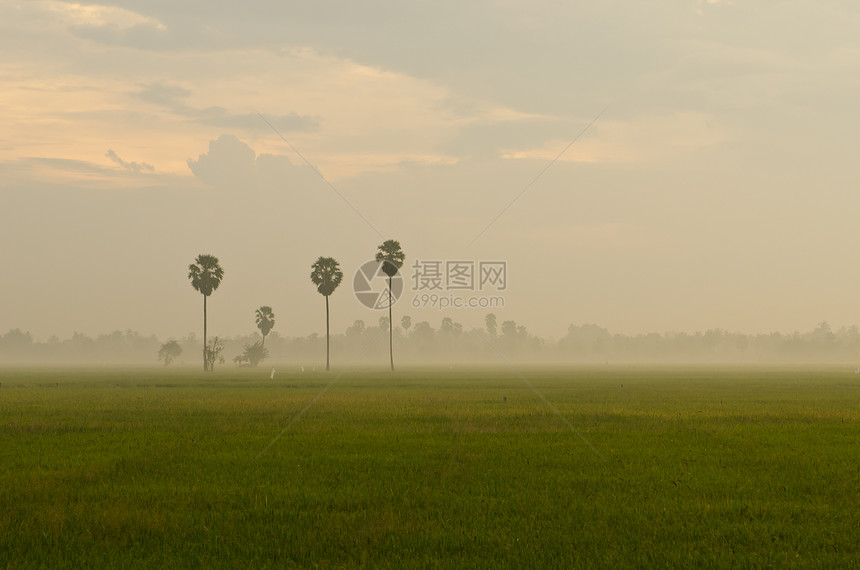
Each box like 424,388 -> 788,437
188,254 -> 224,296
310,256 -> 343,297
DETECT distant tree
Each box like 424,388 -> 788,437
378,316 -> 390,331
812,321 -> 836,345
0,329 -> 34,359
204,337 -> 225,371
310,256 -> 343,371
501,320 -> 518,353
411,321 -> 435,352
485,313 -> 497,338
440,317 -> 456,336
255,306 -> 275,348
1,329 -> 33,349
157,340 -> 183,366
401,315 -> 412,342
346,320 -> 366,337
560,323 -> 612,356
188,254 -> 224,371
233,340 -> 269,367
501,320 -> 517,338
375,240 -> 405,371
439,317 -> 462,349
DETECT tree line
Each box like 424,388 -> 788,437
3,320 -> 860,366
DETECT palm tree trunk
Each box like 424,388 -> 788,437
388,277 -> 394,371
203,294 -> 208,372
325,295 -> 330,371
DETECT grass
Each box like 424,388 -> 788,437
1,365 -> 859,568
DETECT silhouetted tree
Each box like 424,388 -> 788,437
440,317 -> 459,336
0,329 -> 34,360
310,256 -> 343,371
501,320 -> 517,338
401,315 -> 412,343
1,329 -> 33,348
375,240 -> 405,371
485,313 -> 497,338
188,254 -> 224,371
205,337 -> 225,371
346,319 -> 366,337
234,340 -> 268,367
157,340 -> 182,366
439,317 -> 462,349
255,306 -> 275,348
411,321 -> 435,354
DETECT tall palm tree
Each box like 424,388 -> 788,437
310,256 -> 343,371
375,240 -> 405,371
255,306 -> 275,348
188,254 -> 224,371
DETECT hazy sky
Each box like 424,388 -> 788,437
2,0 -> 860,341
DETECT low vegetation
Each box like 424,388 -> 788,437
1,366 -> 858,567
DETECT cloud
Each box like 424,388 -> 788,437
70,22 -> 168,50
0,0 -> 169,49
0,156 -> 183,191
106,149 -> 154,173
17,156 -> 111,176
133,82 -> 191,106
44,1 -> 167,31
0,0 -> 166,32
501,112 -> 731,164
187,134 -> 257,190
39,0 -> 170,50
70,22 -> 168,51
186,133 -> 330,196
133,82 -> 320,132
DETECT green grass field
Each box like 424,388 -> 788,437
1,365 -> 859,568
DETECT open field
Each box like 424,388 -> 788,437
1,365 -> 859,568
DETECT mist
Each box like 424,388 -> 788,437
3,319 -> 858,368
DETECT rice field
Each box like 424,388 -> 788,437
1,365 -> 859,568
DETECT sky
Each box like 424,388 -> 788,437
2,0 -> 860,342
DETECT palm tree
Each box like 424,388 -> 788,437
188,254 -> 224,371
401,315 -> 412,343
255,306 -> 275,348
375,240 -> 405,371
485,313 -> 498,338
310,257 -> 343,371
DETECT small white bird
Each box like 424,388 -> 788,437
270,367 -> 275,380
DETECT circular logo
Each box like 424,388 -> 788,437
353,260 -> 404,310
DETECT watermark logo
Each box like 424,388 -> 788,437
353,260 -> 404,309
411,259 -> 507,310
354,258 -> 507,311
411,292 -> 506,310
412,260 -> 507,292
